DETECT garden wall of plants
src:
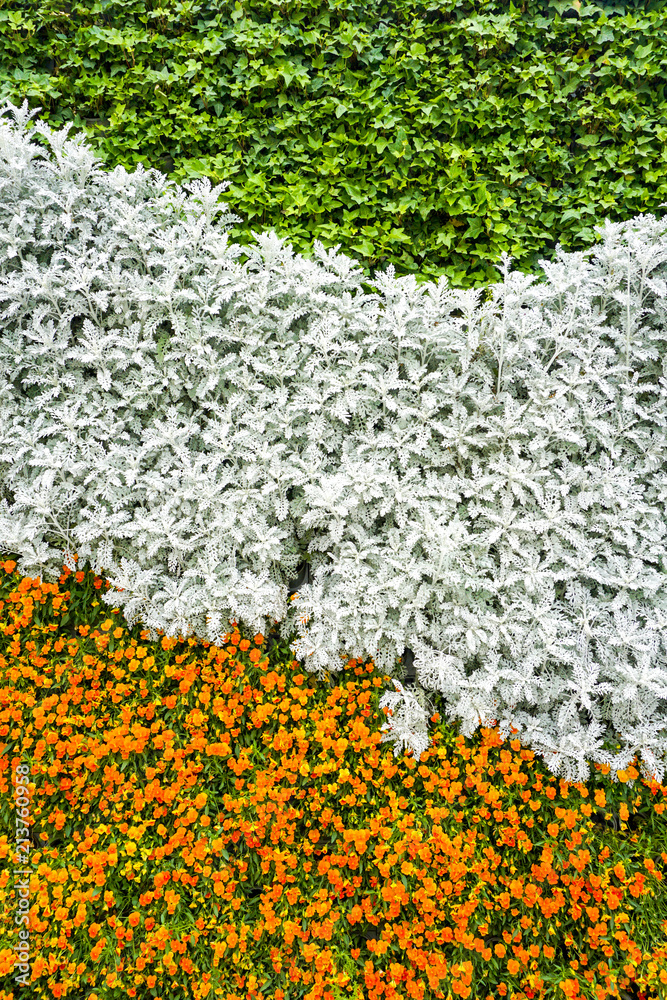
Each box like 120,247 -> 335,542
1,0 -> 666,291
3,1 -> 667,999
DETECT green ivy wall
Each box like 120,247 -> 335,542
1,0 -> 666,289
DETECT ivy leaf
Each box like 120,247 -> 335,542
576,133 -> 599,146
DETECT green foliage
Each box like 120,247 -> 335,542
1,0 -> 666,290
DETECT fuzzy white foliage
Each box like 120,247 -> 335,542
1,101 -> 667,786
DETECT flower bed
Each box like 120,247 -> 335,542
1,558 -> 666,1000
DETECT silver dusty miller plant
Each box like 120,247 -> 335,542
1,100 -> 667,786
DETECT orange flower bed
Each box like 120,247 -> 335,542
1,557 -> 666,1000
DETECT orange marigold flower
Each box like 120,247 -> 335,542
254,634 -> 264,645
128,912 -> 141,928
88,923 -> 101,938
